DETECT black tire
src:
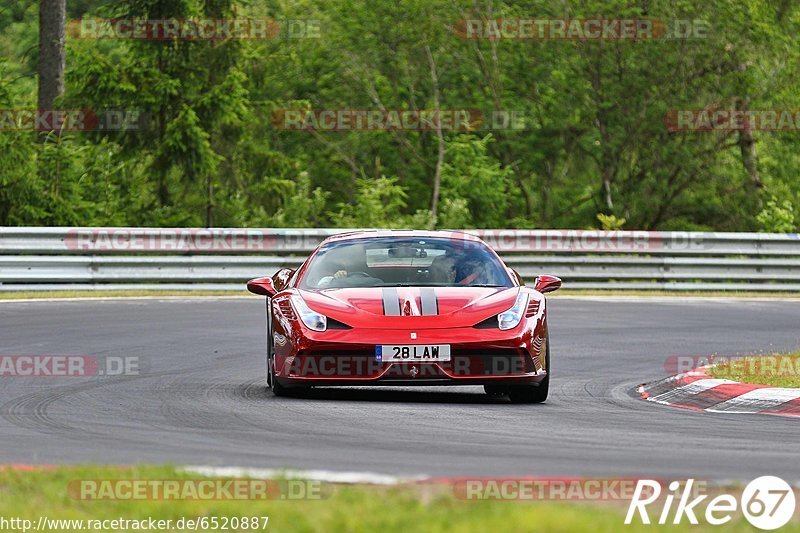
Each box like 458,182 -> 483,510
268,357 -> 292,397
507,332 -> 550,404
267,350 -> 292,397
264,299 -> 290,397
265,299 -> 308,397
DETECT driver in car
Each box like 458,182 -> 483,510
314,242 -> 379,287
317,264 -> 348,287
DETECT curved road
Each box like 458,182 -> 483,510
0,296 -> 798,480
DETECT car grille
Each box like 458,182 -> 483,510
288,348 -> 534,378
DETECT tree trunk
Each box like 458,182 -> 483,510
206,174 -> 213,227
38,0 -> 66,137
736,99 -> 763,189
426,46 -> 444,223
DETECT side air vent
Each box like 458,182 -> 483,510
276,299 -> 296,319
525,300 -> 541,317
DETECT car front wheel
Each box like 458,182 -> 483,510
506,331 -> 550,404
267,352 -> 292,397
265,300 -> 290,397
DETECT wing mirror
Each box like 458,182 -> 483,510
273,268 -> 295,291
248,268 -> 295,296
247,277 -> 277,297
534,275 -> 562,294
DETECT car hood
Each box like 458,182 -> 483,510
297,286 -> 519,329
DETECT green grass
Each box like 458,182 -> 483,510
0,466 -> 797,532
708,353 -> 800,388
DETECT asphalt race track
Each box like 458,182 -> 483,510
1,297 -> 798,481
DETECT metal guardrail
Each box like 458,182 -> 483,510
1,227 -> 799,291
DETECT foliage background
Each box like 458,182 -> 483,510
1,0 -> 799,231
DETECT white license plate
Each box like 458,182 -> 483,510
375,345 -> 451,362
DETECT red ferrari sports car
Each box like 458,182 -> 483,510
247,230 -> 561,403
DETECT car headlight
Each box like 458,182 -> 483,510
497,291 -> 529,330
291,295 -> 327,331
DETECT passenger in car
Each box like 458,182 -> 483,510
456,253 -> 492,285
430,255 -> 457,284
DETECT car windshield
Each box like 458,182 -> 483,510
298,236 -> 514,289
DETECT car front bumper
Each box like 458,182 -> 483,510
274,325 -> 547,386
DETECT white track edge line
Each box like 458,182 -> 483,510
181,466 -> 429,485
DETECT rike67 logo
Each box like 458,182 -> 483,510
626,477 -> 796,530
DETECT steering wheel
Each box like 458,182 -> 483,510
347,272 -> 372,278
